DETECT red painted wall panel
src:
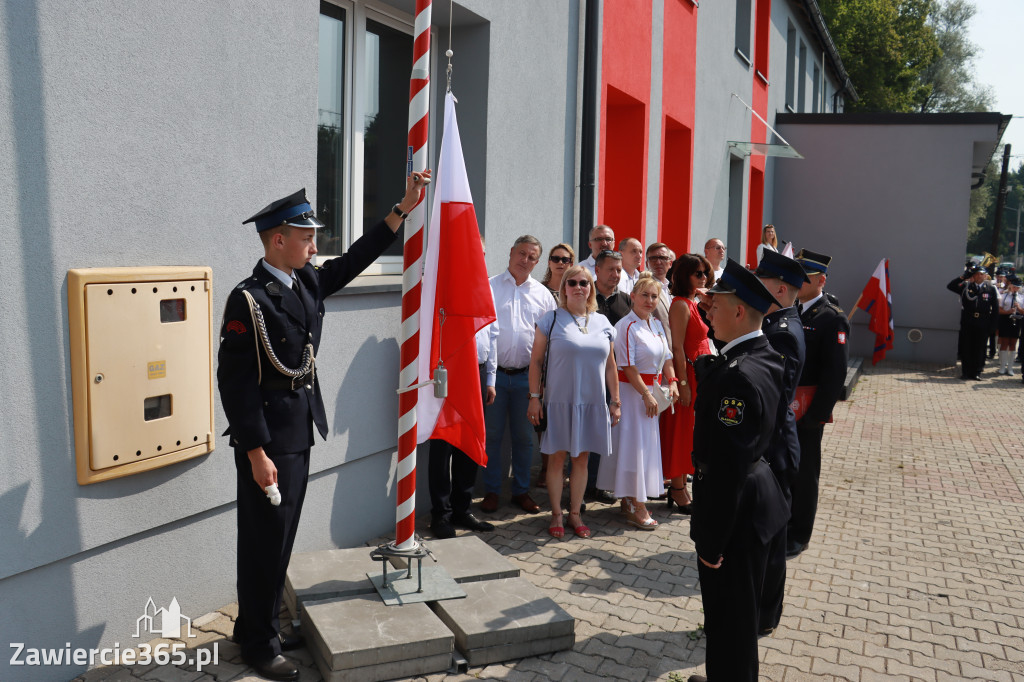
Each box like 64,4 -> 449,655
598,0 -> 652,241
658,0 -> 698,252
747,0 -> 771,266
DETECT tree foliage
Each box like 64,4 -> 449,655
968,160 -> 1024,261
819,0 -> 940,112
917,0 -> 994,112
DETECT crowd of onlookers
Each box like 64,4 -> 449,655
425,223 -> 850,682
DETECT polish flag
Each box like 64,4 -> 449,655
781,241 -> 794,258
416,92 -> 495,464
856,258 -> 894,365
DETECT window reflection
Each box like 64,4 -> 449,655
317,2 -> 346,256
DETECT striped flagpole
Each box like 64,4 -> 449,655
395,0 -> 432,551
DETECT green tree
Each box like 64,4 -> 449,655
819,0 -> 941,112
968,160 -> 1024,260
917,0 -> 994,112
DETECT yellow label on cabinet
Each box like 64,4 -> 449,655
147,361 -> 166,379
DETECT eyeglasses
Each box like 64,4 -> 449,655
648,255 -> 670,262
565,279 -> 591,288
694,271 -> 708,278
549,255 -> 572,264
592,236 -> 615,244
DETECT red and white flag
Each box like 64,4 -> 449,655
416,92 -> 495,464
856,258 -> 894,365
781,241 -> 794,258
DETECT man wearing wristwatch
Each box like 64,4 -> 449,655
217,170 -> 431,682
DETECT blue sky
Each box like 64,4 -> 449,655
970,0 -> 1024,167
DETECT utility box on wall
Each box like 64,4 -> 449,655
68,267 -> 215,485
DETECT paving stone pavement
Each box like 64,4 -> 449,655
74,361 -> 1024,682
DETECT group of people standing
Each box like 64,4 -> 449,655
216,166 -> 851,682
948,262 -> 1024,381
431,223 -> 849,682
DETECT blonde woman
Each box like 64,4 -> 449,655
597,273 -> 678,530
528,265 -> 620,539
755,224 -> 778,264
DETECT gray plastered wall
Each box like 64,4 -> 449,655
0,0 -> 578,678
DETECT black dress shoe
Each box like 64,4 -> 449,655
244,654 -> 299,681
430,518 -> 456,539
278,631 -> 304,651
584,487 -> 617,504
687,676 -> 708,682
786,540 -> 807,559
452,512 -> 495,532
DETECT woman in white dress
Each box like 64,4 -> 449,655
528,265 -> 621,539
598,274 -> 679,530
755,224 -> 778,264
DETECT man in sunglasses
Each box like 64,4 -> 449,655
704,237 -> 727,282
580,224 -> 616,279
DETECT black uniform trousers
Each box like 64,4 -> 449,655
429,365 -> 486,521
960,323 -> 989,378
789,423 -> 824,546
696,474 -> 779,682
233,447 -> 310,662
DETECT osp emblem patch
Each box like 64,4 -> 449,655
718,398 -> 744,426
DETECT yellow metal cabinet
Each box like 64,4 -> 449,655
68,267 -> 215,484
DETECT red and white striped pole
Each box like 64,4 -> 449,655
395,0 -> 432,551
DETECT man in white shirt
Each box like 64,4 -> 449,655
481,235 -> 557,514
646,242 -> 674,349
617,238 -> 644,294
580,224 -> 616,277
704,237 -> 727,282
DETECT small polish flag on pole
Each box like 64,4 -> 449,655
416,91 -> 495,465
853,258 -> 894,365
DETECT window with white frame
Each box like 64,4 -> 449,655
785,22 -> 796,111
317,0 -> 422,273
797,40 -> 807,113
735,0 -> 752,63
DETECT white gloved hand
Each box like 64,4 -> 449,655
264,483 -> 282,506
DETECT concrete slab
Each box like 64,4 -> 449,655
429,577 -> 574,658
283,547 -> 379,617
459,633 -> 577,667
303,594 -> 453,677
387,535 -> 520,584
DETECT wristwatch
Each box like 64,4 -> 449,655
392,203 -> 410,220
529,392 -> 542,399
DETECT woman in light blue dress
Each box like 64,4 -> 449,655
528,265 -> 621,539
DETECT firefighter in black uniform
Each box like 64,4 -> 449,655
687,259 -> 789,682
947,262 -> 998,380
787,249 -> 849,559
753,249 -> 808,635
218,171 -> 431,682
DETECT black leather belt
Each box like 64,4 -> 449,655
262,372 -> 314,391
498,366 -> 528,375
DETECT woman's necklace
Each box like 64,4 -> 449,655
570,311 -> 589,334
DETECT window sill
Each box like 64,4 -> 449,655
328,274 -> 404,297
735,48 -> 752,67
756,70 -> 769,85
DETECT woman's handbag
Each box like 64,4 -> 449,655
535,312 -> 558,433
650,320 -> 673,415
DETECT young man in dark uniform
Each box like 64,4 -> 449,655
947,262 -> 998,380
217,171 -> 431,681
754,249 -> 808,635
687,259 -> 789,682
787,249 -> 849,560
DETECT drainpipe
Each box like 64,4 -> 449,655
578,0 -> 599,256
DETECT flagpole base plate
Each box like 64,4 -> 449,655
368,566 -> 465,605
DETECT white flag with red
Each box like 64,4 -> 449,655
855,258 -> 894,365
416,92 -> 495,464
781,241 -> 794,258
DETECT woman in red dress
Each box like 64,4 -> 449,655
660,254 -> 713,512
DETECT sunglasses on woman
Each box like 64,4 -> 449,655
565,279 -> 591,288
695,270 -> 708,278
549,255 -> 572,264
